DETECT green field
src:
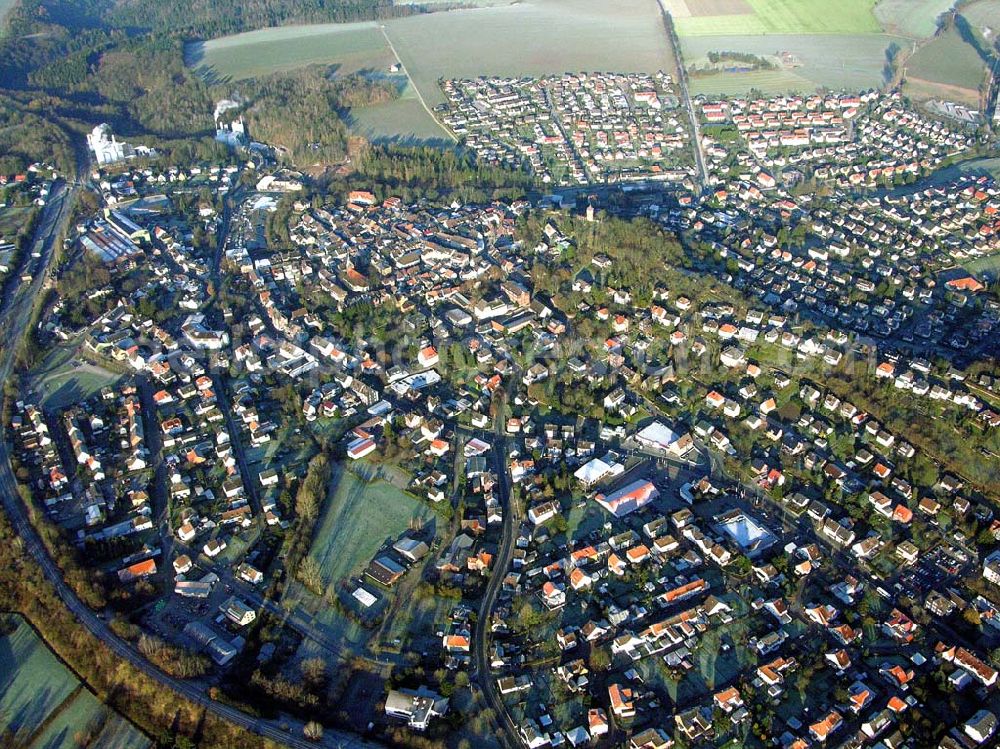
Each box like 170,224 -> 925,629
0,616 -> 149,749
347,90 -> 453,144
875,0 -> 955,38
385,0 -> 672,108
683,33 -> 908,95
905,25 -> 987,102
965,252 -> 1000,279
672,0 -> 882,36
306,463 -> 433,588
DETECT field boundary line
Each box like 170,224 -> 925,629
378,24 -> 457,143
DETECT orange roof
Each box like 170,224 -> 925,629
946,276 -> 984,292
125,558 -> 157,576
893,505 -> 913,523
626,545 -> 650,562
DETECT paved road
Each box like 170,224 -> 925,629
657,0 -> 708,190
467,392 -> 521,749
136,375 -> 176,585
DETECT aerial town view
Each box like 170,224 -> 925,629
1,0 -> 1000,748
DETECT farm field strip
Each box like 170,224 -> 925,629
673,0 -> 882,36
682,32 -> 907,94
0,616 -> 149,749
874,0 -> 956,38
184,21 -> 395,81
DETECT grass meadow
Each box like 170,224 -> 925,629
306,463 -> 432,588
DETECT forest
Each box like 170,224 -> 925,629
3,0 -> 415,39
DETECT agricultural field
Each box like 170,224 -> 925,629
961,0 -> 1000,33
184,22 -> 395,82
384,0 -> 673,109
0,615 -> 149,749
683,33 -> 908,95
304,463 -> 432,589
667,0 -> 882,37
904,24 -> 987,105
188,0 -> 674,107
346,90 -> 453,145
874,0 -> 955,38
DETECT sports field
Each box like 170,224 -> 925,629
305,464 -> 433,588
29,341 -> 121,409
668,0 -> 882,36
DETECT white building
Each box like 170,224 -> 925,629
984,550 -> 1000,586
87,124 -> 137,166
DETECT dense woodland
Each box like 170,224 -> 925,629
0,0 -> 423,173
3,0 -> 414,39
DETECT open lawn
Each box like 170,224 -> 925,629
306,463 -> 433,588
28,336 -> 123,410
905,25 -> 987,101
875,0 -> 955,38
683,33 -> 907,94
673,0 -> 882,36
